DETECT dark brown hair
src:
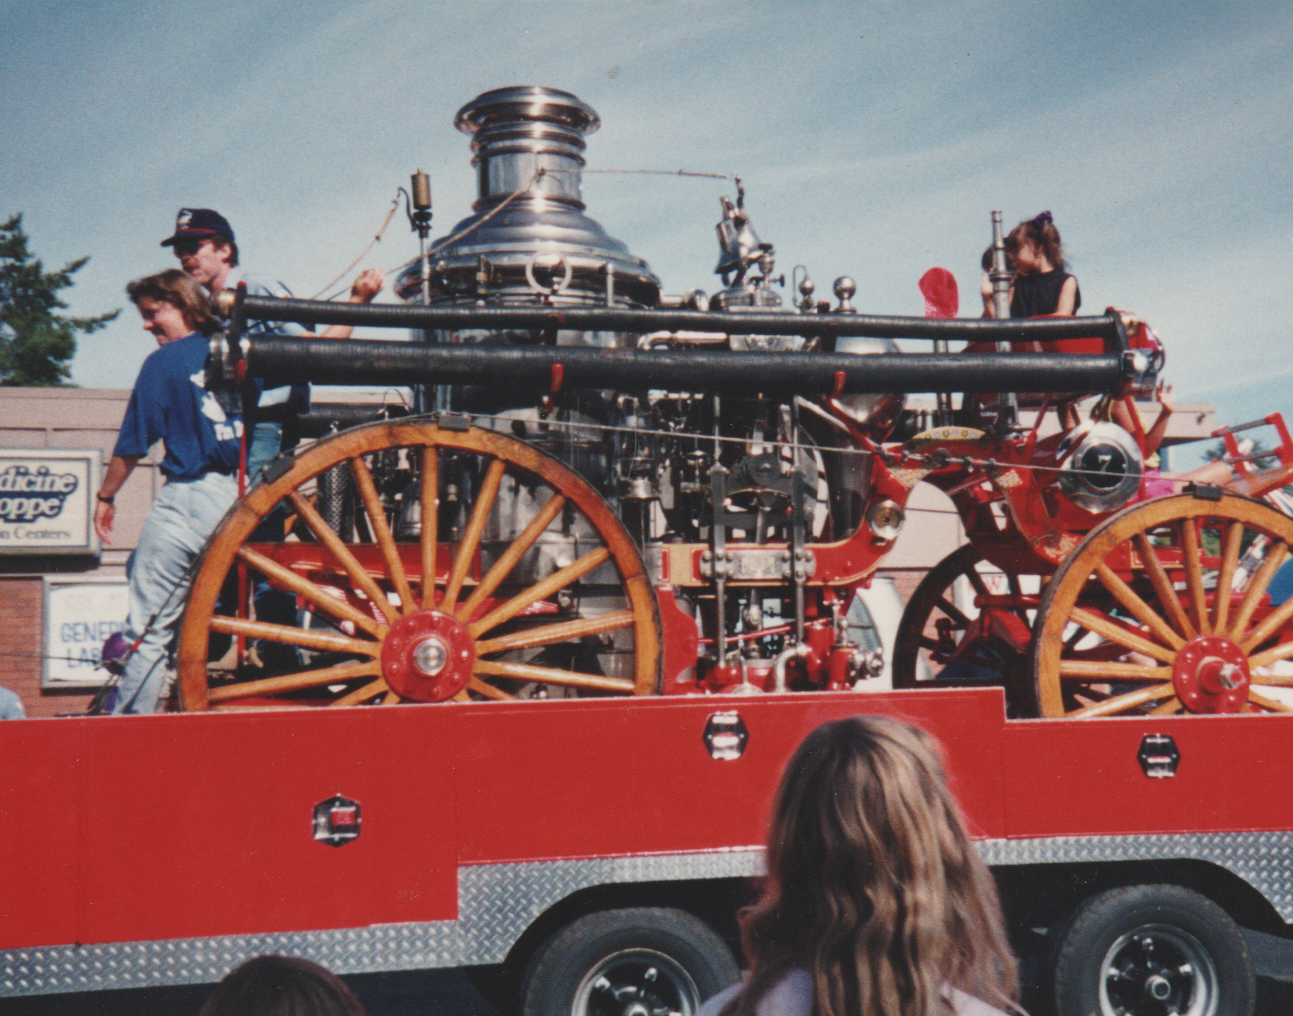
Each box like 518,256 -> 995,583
126,268 -> 220,336
211,234 -> 240,267
1005,211 -> 1067,272
199,955 -> 365,1016
726,716 -> 1018,1016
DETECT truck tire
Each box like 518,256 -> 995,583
1046,885 -> 1254,1016
520,907 -> 740,1016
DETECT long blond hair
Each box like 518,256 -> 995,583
728,716 -> 1018,1016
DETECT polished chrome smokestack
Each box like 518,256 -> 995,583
398,86 -> 660,311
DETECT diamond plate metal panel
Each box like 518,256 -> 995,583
457,848 -> 766,965
977,831 -> 1293,921
8,835 -> 1293,997
0,920 -> 459,998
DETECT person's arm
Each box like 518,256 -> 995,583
1054,275 -> 1079,316
318,268 -> 385,340
94,454 -> 142,544
1141,383 -> 1174,457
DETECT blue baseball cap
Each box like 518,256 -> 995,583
160,207 -> 235,247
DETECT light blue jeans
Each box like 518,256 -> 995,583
113,471 -> 237,714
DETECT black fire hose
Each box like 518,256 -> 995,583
229,336 -> 1130,396
215,292 -> 1141,396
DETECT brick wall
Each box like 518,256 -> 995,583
0,577 -> 94,717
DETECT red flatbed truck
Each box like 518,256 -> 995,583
3,688 -> 1290,1016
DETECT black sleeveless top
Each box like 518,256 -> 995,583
1011,270 -> 1080,317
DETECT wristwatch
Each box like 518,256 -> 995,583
96,492 -> 114,505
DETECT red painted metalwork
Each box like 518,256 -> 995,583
381,610 -> 476,702
1172,635 -> 1251,714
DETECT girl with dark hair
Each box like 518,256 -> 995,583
700,716 -> 1018,1016
200,955 -> 366,1016
1000,211 -> 1080,318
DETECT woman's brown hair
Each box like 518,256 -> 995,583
727,716 -> 1018,1016
126,268 -> 220,336
1005,211 -> 1067,272
199,955 -> 366,1016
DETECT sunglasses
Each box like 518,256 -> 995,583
172,237 -> 212,257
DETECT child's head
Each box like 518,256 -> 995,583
1005,210 -> 1067,273
733,716 -> 1016,1016
126,268 -> 219,343
199,955 -> 365,1016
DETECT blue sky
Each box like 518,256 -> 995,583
4,0 -> 1291,464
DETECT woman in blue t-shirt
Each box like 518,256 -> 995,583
95,270 -> 243,713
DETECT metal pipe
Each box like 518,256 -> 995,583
772,643 -> 809,693
233,335 -> 1130,395
215,292 -> 1128,350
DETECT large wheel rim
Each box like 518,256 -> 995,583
1033,492 -> 1293,718
1097,923 -> 1219,1016
571,947 -> 702,1016
178,420 -> 660,710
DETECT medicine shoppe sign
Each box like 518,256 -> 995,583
0,450 -> 100,555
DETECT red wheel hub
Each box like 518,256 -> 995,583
1172,634 -> 1250,714
381,610 -> 476,702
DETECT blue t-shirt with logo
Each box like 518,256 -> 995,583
113,333 -> 245,480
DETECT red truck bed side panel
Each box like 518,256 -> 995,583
1001,714 -> 1293,838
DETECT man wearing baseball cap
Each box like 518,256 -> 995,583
162,208 -> 383,671
161,207 -> 384,478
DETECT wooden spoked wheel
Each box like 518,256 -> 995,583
892,545 -> 1039,712
177,420 -> 660,710
1032,492 -> 1293,718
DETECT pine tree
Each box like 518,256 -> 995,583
0,213 -> 118,387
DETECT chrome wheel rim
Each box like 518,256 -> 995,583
571,947 -> 700,1016
1098,923 -> 1218,1016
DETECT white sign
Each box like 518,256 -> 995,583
0,450 -> 100,555
43,578 -> 129,687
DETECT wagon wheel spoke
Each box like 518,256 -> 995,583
474,659 -> 636,693
935,596 -> 970,628
1094,563 -> 1185,651
178,421 -> 660,710
237,545 -> 383,637
209,661 -> 383,703
467,677 -> 515,701
1068,683 -> 1177,719
209,616 -> 380,657
420,446 -> 438,609
456,493 -> 566,622
1248,644 -> 1293,673
1239,577 -> 1293,652
1229,541 -> 1288,641
475,611 -> 635,655
1058,661 -> 1172,682
1177,519 -> 1209,635
441,457 -> 506,613
468,547 -> 611,638
964,566 -> 990,601
287,491 -> 399,627
1247,689 -> 1293,713
331,677 -> 391,707
351,455 -> 416,615
1211,519 -> 1244,634
1034,494 -> 1293,718
1069,606 -> 1175,664
1135,531 -> 1195,639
